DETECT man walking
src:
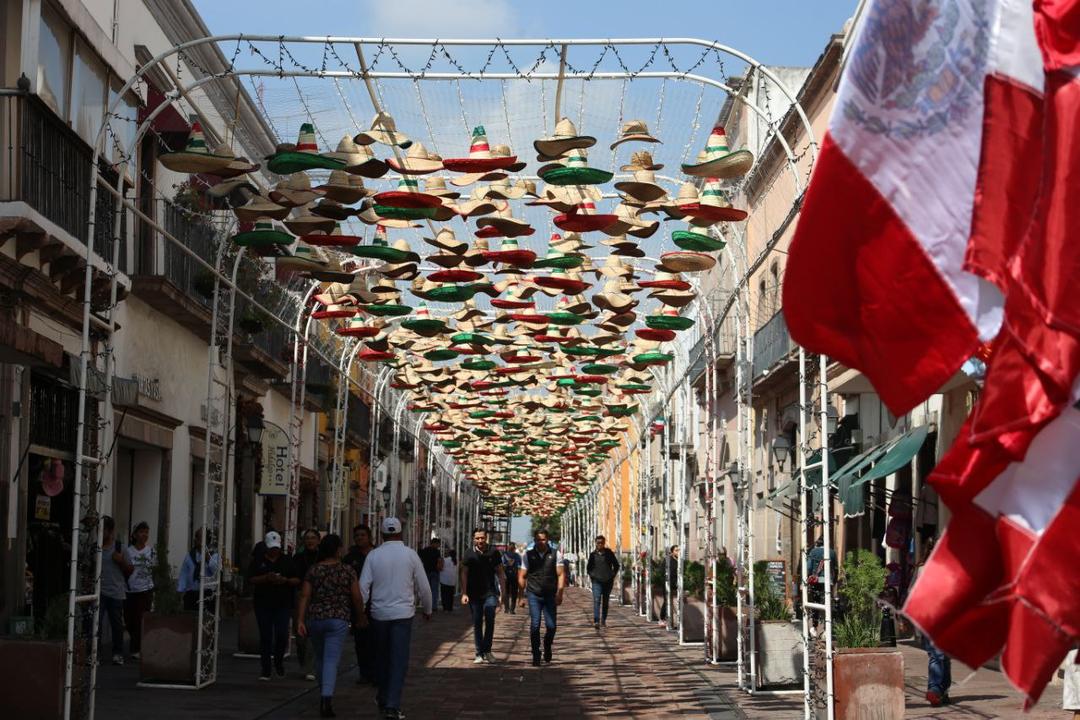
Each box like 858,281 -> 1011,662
343,524 -> 376,685
417,537 -> 442,613
586,535 -> 620,629
248,531 -> 299,680
294,528 -> 321,680
461,528 -> 506,664
518,529 -> 565,666
501,543 -> 521,614
360,517 -> 432,720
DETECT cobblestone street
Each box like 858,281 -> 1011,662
92,588 -> 1068,719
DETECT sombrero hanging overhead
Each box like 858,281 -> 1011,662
537,148 -> 613,187
443,126 -> 519,173
267,123 -> 345,174
269,174 -> 320,208
323,135 -> 390,178
350,226 -> 421,263
534,117 -> 596,161
680,126 -> 754,179
159,121 -> 235,174
609,119 -> 661,149
386,143 -> 443,175
353,112 -> 412,148
231,219 -> 293,248
313,170 -> 374,205
233,195 -> 289,223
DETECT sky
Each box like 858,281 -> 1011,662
193,0 -> 858,70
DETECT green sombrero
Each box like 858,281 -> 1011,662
580,363 -> 619,375
267,123 -> 346,174
400,304 -> 447,335
461,359 -> 497,371
672,229 -> 726,252
232,219 -> 293,247
532,247 -> 584,270
348,229 -> 420,263
159,121 -> 235,174
424,348 -> 459,362
546,311 -> 586,326
633,351 -> 674,365
538,148 -> 614,186
645,311 -> 695,331
360,303 -> 413,317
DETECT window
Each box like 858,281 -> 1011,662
107,80 -> 139,164
37,3 -> 72,115
70,38 -> 108,146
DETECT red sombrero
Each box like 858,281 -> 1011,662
637,272 -> 691,291
491,297 -> 534,309
442,126 -> 519,172
311,305 -> 357,320
373,177 -> 443,209
302,228 -> 364,247
553,201 -> 619,233
482,238 -> 537,267
635,327 -> 676,342
534,269 -> 590,294
428,268 -> 484,283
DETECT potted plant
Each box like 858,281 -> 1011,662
620,555 -> 634,605
832,550 -> 905,718
192,270 -> 217,299
681,560 -> 707,641
649,558 -> 668,621
237,309 -> 268,335
714,559 -> 739,660
0,593 -> 76,719
140,541 -> 199,684
754,560 -> 802,687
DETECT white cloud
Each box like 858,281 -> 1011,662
366,0 -> 520,38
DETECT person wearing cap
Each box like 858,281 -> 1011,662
359,516 -> 432,720
178,527 -> 221,612
248,530 -> 300,680
518,529 -> 566,666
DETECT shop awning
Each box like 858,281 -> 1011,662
836,425 -> 929,516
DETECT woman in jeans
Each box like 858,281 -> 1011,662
123,521 -> 156,659
297,534 -> 365,718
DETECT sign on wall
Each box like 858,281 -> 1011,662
259,424 -> 290,496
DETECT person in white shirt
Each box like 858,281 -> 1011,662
438,549 -> 458,612
123,521 -> 156,659
178,527 -> 222,612
359,517 -> 431,720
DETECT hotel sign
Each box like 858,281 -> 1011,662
259,424 -> 290,496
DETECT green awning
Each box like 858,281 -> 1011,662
838,426 -> 928,516
768,479 -> 796,501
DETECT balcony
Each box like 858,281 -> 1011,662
752,310 -> 797,391
1,92 -> 127,305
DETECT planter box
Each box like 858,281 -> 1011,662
755,620 -> 803,687
237,598 -> 260,655
140,612 -> 198,684
683,597 -> 705,641
717,606 -> 738,661
650,587 -> 666,621
833,647 -> 904,719
0,638 -> 66,719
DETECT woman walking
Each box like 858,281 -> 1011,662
123,521 -> 155,659
439,549 -> 457,612
297,533 -> 365,718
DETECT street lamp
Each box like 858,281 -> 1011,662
403,497 -> 413,518
824,405 -> 839,435
381,483 -> 392,511
246,414 -> 264,445
771,435 -> 792,471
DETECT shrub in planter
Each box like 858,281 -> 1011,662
832,550 -> 904,718
683,560 -> 706,600
193,270 -> 217,299
752,560 -> 800,687
753,561 -> 789,622
714,559 -> 737,607
237,310 -> 268,335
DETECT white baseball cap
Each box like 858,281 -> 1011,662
264,531 -> 282,549
381,517 -> 402,534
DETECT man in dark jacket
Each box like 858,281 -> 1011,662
518,529 -> 565,666
343,524 -> 376,685
586,535 -> 620,628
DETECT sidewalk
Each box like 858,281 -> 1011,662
93,588 -> 1069,718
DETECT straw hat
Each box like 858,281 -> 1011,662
649,286 -> 697,308
596,255 -> 636,280
387,142 -> 443,175
159,121 -> 235,174
349,226 -> 421,263
550,231 -> 593,253
312,281 -> 353,306
267,123 -> 345,174
609,119 -> 661,149
302,224 -> 363,247
443,126 -> 519,172
620,150 -> 663,172
311,199 -> 354,221
269,173 -> 319,207
603,203 -> 659,238
353,112 -> 412,148
680,126 -> 754,179
314,170 -> 374,204
681,178 -> 748,226
324,135 -> 390,178
426,252 -> 466,269
453,197 -> 499,218
553,201 -> 618,234
534,117 -> 597,161
462,237 -> 492,267
644,305 -> 695,331
276,241 -> 329,274
233,195 -> 290,223
373,176 -> 443,209
614,170 -> 668,204
638,270 -> 691,290
482,238 -> 537,267
475,207 -> 534,238
592,280 -> 638,313
424,228 -> 468,254
283,207 -> 336,235
600,234 -> 644,258
423,176 -> 460,199
209,157 -> 260,181
479,178 -> 527,201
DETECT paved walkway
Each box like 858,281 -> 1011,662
95,588 -> 1070,719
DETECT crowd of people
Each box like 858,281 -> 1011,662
94,514 -> 635,719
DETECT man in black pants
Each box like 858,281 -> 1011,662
461,528 -> 506,664
247,531 -> 299,680
343,524 -> 376,685
587,535 -> 620,628
518,530 -> 565,666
